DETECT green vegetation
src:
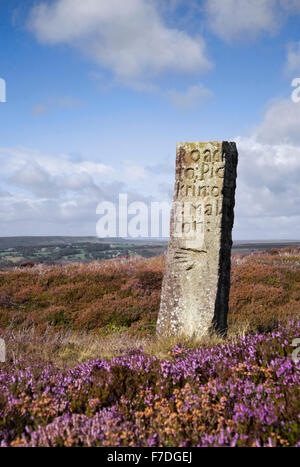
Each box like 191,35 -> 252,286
0,241 -> 167,268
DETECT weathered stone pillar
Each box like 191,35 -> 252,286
157,141 -> 238,339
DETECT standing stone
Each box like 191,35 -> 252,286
157,141 -> 238,339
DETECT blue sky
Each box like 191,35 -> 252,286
1,0 -> 300,239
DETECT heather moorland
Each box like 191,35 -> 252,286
0,247 -> 299,447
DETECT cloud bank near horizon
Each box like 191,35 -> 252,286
1,96 -> 300,239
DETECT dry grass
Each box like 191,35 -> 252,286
1,318 -> 252,367
2,325 -> 150,367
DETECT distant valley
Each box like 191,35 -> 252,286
0,236 -> 299,268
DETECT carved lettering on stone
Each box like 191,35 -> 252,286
157,141 -> 238,338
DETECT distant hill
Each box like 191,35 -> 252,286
0,236 -> 133,248
233,241 -> 300,254
0,236 -> 299,253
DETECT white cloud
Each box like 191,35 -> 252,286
233,96 -> 300,238
0,146 -> 168,235
28,0 -> 212,83
0,146 -> 115,186
0,146 -> 118,214
9,161 -> 57,197
166,84 -> 212,110
204,0 -> 279,41
286,41 -> 300,73
204,0 -> 300,42
236,136 -> 300,216
255,98 -> 300,145
124,162 -> 148,182
0,189 -> 12,198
